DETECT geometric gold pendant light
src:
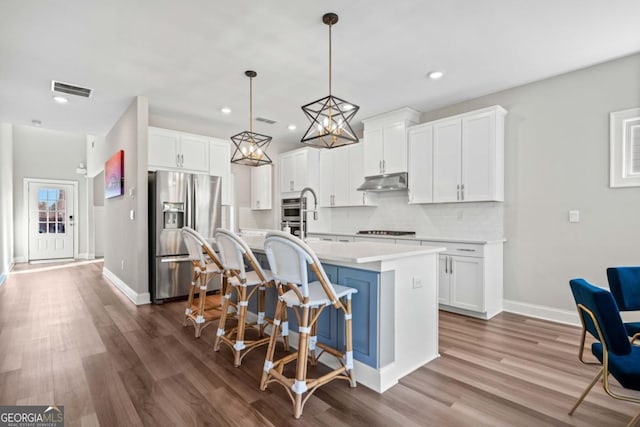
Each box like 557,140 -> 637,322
230,70 -> 273,166
300,13 -> 360,149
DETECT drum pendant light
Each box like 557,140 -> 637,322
230,70 -> 273,166
300,13 -> 360,149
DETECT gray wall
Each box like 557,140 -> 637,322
0,124 -> 14,283
420,52 -> 640,313
103,96 -> 149,297
12,125 -> 88,260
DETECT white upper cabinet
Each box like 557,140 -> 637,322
433,120 -> 462,202
319,144 -> 373,207
361,108 -> 421,177
461,111 -> 501,201
409,105 -> 506,204
279,147 -> 320,196
347,144 -> 372,206
407,124 -> 434,204
209,138 -> 232,206
251,164 -> 272,210
148,127 -> 209,173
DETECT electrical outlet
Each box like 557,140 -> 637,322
569,210 -> 580,223
412,276 -> 423,289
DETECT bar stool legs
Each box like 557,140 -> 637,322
260,292 -> 356,419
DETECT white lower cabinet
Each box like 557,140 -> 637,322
438,254 -> 484,311
306,233 -> 504,319
425,240 -> 503,319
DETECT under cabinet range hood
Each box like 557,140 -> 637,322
357,172 -> 408,192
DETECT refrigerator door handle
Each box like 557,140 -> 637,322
185,174 -> 193,228
193,175 -> 199,230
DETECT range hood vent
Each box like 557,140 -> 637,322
51,80 -> 93,98
357,172 -> 408,192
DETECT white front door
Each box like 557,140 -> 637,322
28,182 -> 75,261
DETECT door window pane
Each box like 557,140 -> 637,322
38,186 -> 67,235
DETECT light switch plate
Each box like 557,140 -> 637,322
569,210 -> 580,223
130,209 -> 136,220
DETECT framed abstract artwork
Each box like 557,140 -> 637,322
105,150 -> 124,199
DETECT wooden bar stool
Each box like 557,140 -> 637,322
260,231 -> 358,419
214,228 -> 289,367
181,227 -> 225,338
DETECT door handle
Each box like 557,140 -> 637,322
68,215 -> 74,226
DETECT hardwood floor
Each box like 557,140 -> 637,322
0,260 -> 637,426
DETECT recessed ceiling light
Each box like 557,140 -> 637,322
32,119 -> 42,126
220,107 -> 232,114
427,71 -> 444,80
53,95 -> 68,104
287,124 -> 297,131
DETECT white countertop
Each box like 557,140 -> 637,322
241,235 -> 445,264
308,231 -> 506,245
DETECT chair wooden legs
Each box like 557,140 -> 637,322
260,298 -> 286,391
214,283 -> 274,367
261,294 -> 356,419
213,287 -> 233,352
183,270 -> 198,327
344,294 -> 356,387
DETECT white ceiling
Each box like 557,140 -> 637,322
1,1 -> 639,144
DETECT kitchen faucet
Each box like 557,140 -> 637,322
299,187 -> 317,241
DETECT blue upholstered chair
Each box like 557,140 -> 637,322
568,278 -> 640,426
607,267 -> 640,337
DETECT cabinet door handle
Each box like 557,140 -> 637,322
290,180 -> 293,191
383,160 -> 386,173
456,184 -> 460,200
450,256 -> 453,274
461,184 -> 464,200
176,154 -> 180,167
362,192 -> 365,205
379,160 -> 382,173
445,256 -> 448,274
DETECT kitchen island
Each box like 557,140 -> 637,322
241,235 -> 445,393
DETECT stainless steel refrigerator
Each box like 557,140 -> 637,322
148,170 -> 222,303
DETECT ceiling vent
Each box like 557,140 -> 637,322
51,80 -> 93,98
255,116 -> 277,125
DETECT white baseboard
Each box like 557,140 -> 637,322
102,267 -> 151,305
78,252 -> 94,260
503,299 -> 579,326
14,256 -> 26,264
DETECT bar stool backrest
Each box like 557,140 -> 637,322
215,228 -> 268,282
182,226 -> 221,270
264,231 -> 339,302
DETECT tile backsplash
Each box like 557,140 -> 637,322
320,191 -> 504,239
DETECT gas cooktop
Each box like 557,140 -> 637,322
357,230 -> 416,236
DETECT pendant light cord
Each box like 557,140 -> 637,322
249,76 -> 253,134
328,23 -> 332,96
